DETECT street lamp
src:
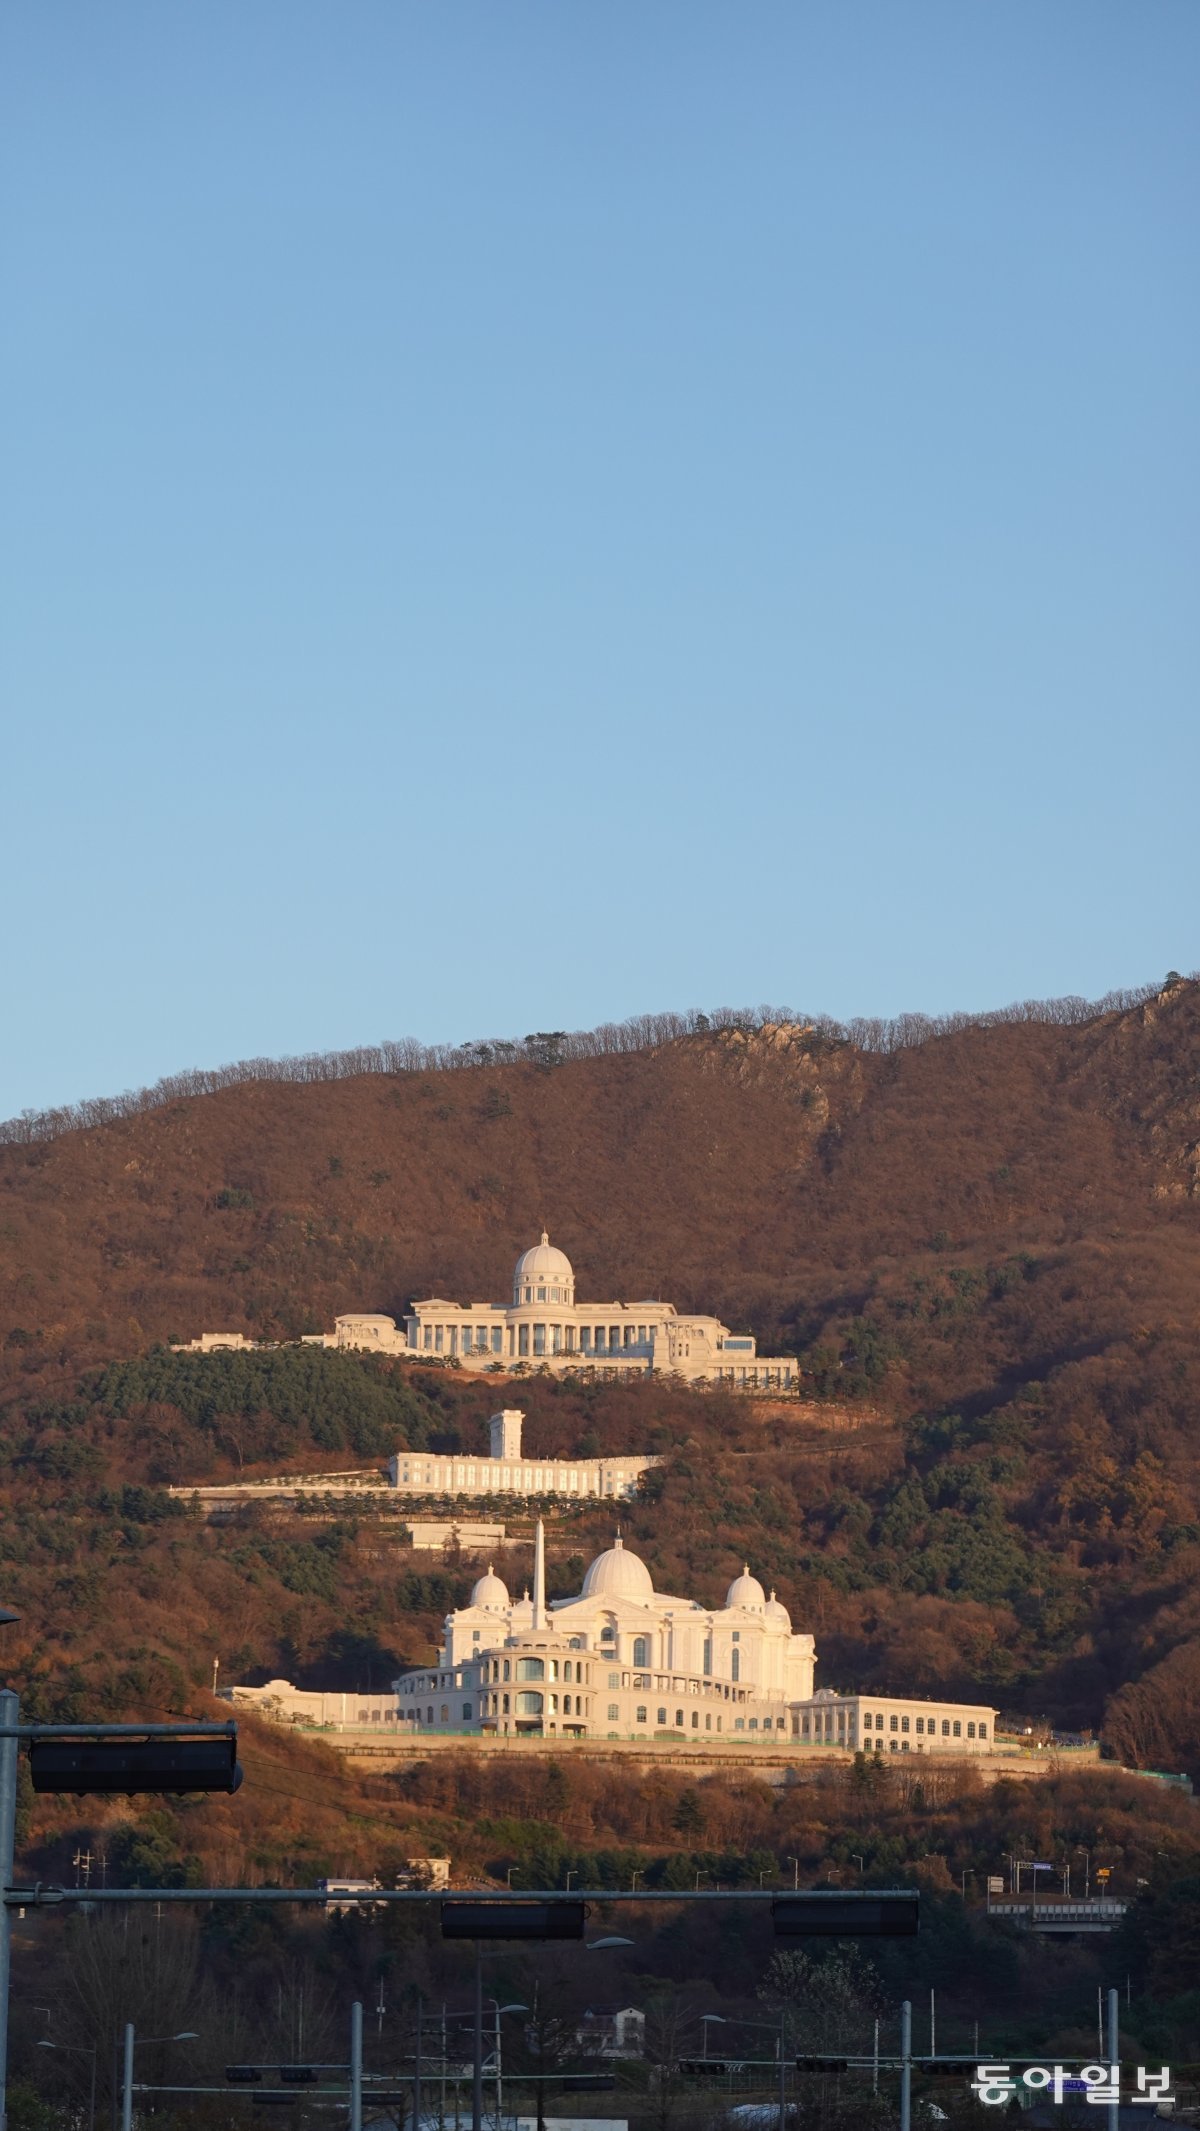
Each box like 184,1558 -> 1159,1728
704,2010 -> 789,2130
37,2038 -> 98,2131
851,1856 -> 864,1876
119,2028 -> 199,2131
701,2015 -> 726,2062
786,1857 -> 799,1890
488,2000 -> 528,2131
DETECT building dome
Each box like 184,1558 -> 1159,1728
470,1566 -> 510,1611
725,1566 -> 767,1610
765,1589 -> 791,1628
513,1231 -> 575,1305
581,1536 -> 654,1602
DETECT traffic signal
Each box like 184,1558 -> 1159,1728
772,1893 -> 919,1938
278,2068 -> 319,2085
678,2062 -> 729,2078
226,2069 -> 264,2084
30,1735 -> 243,1795
440,1899 -> 585,1940
796,2057 -> 849,2072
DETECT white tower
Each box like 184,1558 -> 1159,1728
489,1409 -> 524,1460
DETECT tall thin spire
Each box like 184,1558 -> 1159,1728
532,1517 -> 546,1631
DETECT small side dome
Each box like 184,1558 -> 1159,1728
470,1566 -> 510,1611
581,1536 -> 654,1601
764,1589 -> 791,1628
725,1565 -> 767,1610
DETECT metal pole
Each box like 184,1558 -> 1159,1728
472,1946 -> 483,2131
494,2003 -> 502,2131
929,1990 -> 935,2056
899,2001 -> 911,2131
872,2018 -> 879,2095
121,2025 -> 133,2131
350,2001 -> 362,2131
413,1993 -> 422,2131
0,1690 -> 18,2131
1105,1987 -> 1119,2131
777,2012 -> 786,2131
89,2046 -> 98,2131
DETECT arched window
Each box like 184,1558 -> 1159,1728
440,1705 -> 449,1723
562,1695 -> 572,1715
517,1658 -> 544,1681
563,1661 -> 573,1682
600,1623 -> 616,1643
516,1691 -> 543,1716
702,1636 -> 712,1675
731,1648 -> 740,1682
633,1636 -> 649,1668
503,1660 -> 511,1681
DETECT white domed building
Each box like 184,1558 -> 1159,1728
233,1524 -> 998,1757
180,1233 -> 800,1392
394,1523 -> 818,1741
396,1233 -> 797,1387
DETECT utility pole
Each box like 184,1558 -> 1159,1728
1106,1987 -> 1119,2131
899,2001 -> 911,2131
120,2025 -> 133,2131
0,1688 -> 19,2131
350,2001 -> 362,2131
413,1991 -> 422,2131
777,2011 -> 786,2131
472,1947 -> 483,2131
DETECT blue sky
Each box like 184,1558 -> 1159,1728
3,3 -> 1197,1118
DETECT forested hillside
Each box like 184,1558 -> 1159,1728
2,979 -> 1200,1772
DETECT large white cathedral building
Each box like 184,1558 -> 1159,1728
233,1527 -> 996,1757
180,1235 -> 799,1392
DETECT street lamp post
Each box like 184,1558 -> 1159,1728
786,1858 -> 799,1890
37,2039 -> 98,2131
488,2000 -> 528,2131
121,2029 -> 198,2131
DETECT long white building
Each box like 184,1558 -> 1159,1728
387,1408 -> 656,1502
178,1235 -> 800,1392
233,1526 -> 996,1756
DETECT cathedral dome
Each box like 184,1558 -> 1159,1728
581,1536 -> 654,1602
725,1566 -> 767,1610
470,1566 -> 510,1610
513,1231 -> 575,1304
764,1589 -> 791,1628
